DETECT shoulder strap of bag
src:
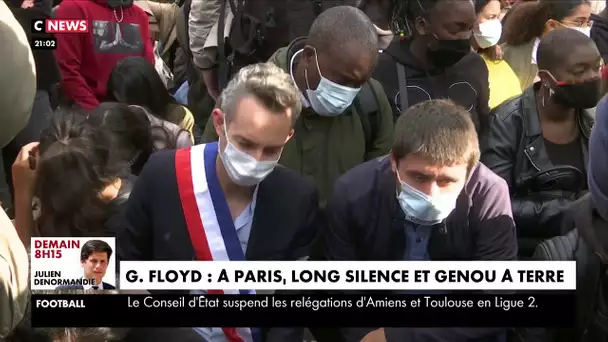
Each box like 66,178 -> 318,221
396,62 -> 408,112
177,0 -> 192,57
355,81 -> 380,153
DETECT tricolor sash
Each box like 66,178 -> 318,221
175,143 -> 261,342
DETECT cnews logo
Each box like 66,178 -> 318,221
31,19 -> 89,33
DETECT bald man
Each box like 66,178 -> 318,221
0,1 -> 36,338
202,6 -> 395,207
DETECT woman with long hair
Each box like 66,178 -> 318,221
106,56 -> 195,143
90,102 -> 191,175
501,0 -> 592,89
12,108 -> 131,239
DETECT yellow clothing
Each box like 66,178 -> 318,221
166,104 -> 195,144
483,55 -> 522,109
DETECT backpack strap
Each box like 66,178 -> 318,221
176,0 -> 192,57
535,229 -> 579,261
354,81 -> 380,154
396,62 -> 408,112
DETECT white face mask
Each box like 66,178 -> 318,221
474,19 -> 502,49
305,49 -> 361,116
219,125 -> 280,186
570,25 -> 592,37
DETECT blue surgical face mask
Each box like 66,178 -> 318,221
305,48 -> 361,116
396,172 -> 460,225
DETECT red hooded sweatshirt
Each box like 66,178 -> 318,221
55,0 -> 154,110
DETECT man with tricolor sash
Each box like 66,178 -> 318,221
118,63 -> 322,342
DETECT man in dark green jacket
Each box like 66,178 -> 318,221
203,6 -> 394,206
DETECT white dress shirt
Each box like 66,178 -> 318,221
82,277 -> 104,290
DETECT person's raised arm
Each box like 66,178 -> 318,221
12,142 -> 40,248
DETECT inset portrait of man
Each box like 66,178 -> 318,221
56,239 -> 115,291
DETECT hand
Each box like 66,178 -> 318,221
494,44 -> 503,60
361,328 -> 386,342
12,142 -> 40,197
21,0 -> 34,8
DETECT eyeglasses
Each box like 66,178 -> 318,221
561,20 -> 594,29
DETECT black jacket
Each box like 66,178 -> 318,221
517,195 -> 608,342
480,85 -> 593,258
372,37 -> 490,133
592,13 -> 608,65
313,156 -> 517,342
103,176 -> 135,237
119,148 -> 321,263
118,147 -> 321,342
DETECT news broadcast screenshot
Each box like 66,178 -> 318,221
29,237 -> 575,340
2,0 -> 605,341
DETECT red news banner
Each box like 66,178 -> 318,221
30,18 -> 89,50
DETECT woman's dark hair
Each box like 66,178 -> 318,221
35,108 -> 128,237
106,56 -> 181,123
503,0 -> 590,46
475,0 -> 492,13
90,102 -> 177,175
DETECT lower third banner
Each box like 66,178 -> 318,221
31,293 -> 574,328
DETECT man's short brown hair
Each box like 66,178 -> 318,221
392,99 -> 480,172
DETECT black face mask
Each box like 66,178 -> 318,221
427,35 -> 471,68
551,78 -> 602,109
106,0 -> 133,8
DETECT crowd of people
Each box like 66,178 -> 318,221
1,0 -> 608,341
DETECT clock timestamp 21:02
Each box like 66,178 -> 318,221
31,37 -> 57,50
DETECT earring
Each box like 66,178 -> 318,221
542,93 -> 545,107
542,84 -> 552,107
541,84 -> 546,107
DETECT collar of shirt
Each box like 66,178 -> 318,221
233,184 -> 259,232
290,49 -> 310,108
531,38 -> 540,64
82,278 -> 103,290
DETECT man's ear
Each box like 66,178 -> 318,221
537,70 -> 554,89
285,129 -> 295,143
301,45 -> 318,70
543,19 -> 561,35
212,109 -> 226,138
389,151 -> 398,172
414,16 -> 428,36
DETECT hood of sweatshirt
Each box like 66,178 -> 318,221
591,13 -> 608,61
92,0 -> 135,8
372,37 -> 490,130
589,95 -> 608,222
54,0 -> 154,109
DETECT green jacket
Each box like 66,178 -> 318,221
202,38 -> 394,206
